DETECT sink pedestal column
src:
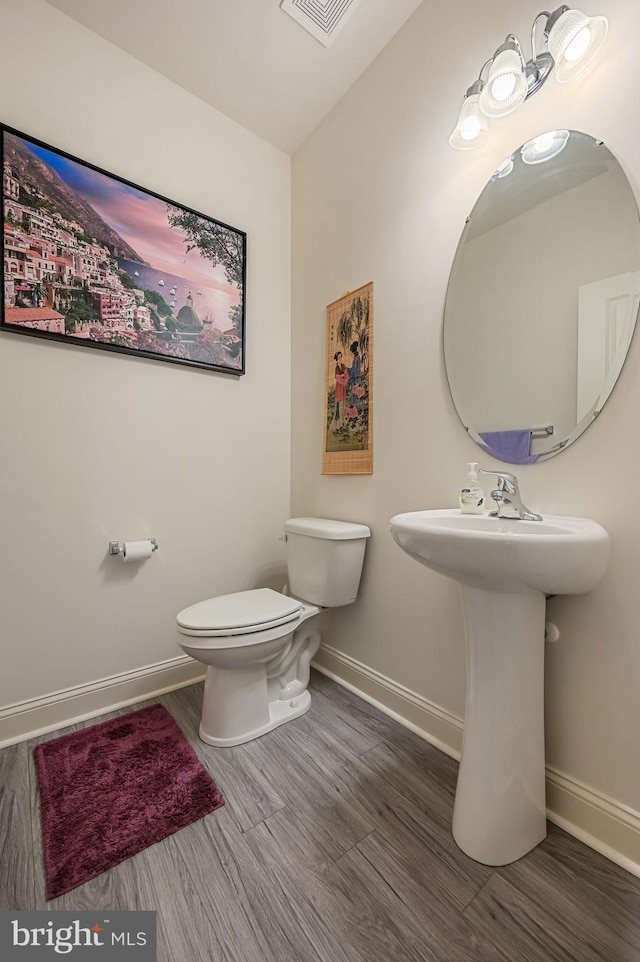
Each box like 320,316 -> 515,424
452,585 -> 547,865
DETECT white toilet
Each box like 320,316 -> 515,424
176,517 -> 370,746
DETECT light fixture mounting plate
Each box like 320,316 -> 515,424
525,52 -> 555,98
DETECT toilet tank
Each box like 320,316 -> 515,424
284,518 -> 371,607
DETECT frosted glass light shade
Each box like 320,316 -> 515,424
493,157 -> 514,179
521,129 -> 570,164
449,94 -> 489,150
548,8 -> 608,82
480,48 -> 528,117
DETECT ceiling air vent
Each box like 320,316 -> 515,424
280,0 -> 363,48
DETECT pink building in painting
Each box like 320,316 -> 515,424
50,255 -> 73,284
87,290 -> 130,324
134,304 -> 152,330
26,246 -> 57,279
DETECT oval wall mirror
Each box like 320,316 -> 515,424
444,130 -> 640,463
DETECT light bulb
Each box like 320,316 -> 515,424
491,73 -> 517,102
460,118 -> 483,141
521,129 -> 570,164
532,132 -> 555,153
449,90 -> 489,150
564,25 -> 591,61
480,44 -> 528,117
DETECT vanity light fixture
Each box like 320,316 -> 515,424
449,6 -> 608,150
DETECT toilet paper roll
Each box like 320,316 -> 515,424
122,540 -> 154,563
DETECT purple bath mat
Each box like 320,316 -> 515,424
34,703 -> 224,899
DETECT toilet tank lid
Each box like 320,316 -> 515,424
284,518 -> 371,540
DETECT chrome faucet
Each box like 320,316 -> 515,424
480,470 -> 543,521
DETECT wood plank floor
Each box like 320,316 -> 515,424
2,670 -> 640,961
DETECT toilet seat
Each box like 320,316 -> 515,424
177,587 -> 303,637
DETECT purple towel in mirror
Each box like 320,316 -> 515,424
479,429 -> 538,464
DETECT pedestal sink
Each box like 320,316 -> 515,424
389,509 -> 610,865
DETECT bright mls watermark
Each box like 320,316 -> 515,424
0,912 -> 156,960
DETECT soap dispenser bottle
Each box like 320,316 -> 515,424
459,462 -> 485,514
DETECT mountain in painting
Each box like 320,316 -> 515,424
4,132 -> 144,263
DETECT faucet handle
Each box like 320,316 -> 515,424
480,469 -> 520,493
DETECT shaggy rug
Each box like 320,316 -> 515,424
34,703 -> 224,899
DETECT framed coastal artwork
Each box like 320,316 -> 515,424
323,282 -> 373,474
1,124 -> 246,374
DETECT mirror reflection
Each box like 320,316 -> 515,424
444,130 -> 640,463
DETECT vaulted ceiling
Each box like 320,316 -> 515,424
44,0 -> 424,153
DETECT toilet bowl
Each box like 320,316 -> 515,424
176,518 -> 370,747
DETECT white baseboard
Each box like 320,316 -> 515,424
312,643 -> 640,879
313,642 -> 464,759
545,767 -> 640,877
0,656 -> 205,748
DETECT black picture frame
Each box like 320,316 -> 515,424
2,124 -> 246,375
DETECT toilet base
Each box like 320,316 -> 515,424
199,689 -> 311,747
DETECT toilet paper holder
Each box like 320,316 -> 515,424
109,538 -> 158,556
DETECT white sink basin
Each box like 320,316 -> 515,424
389,509 -> 610,594
389,508 -> 610,866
